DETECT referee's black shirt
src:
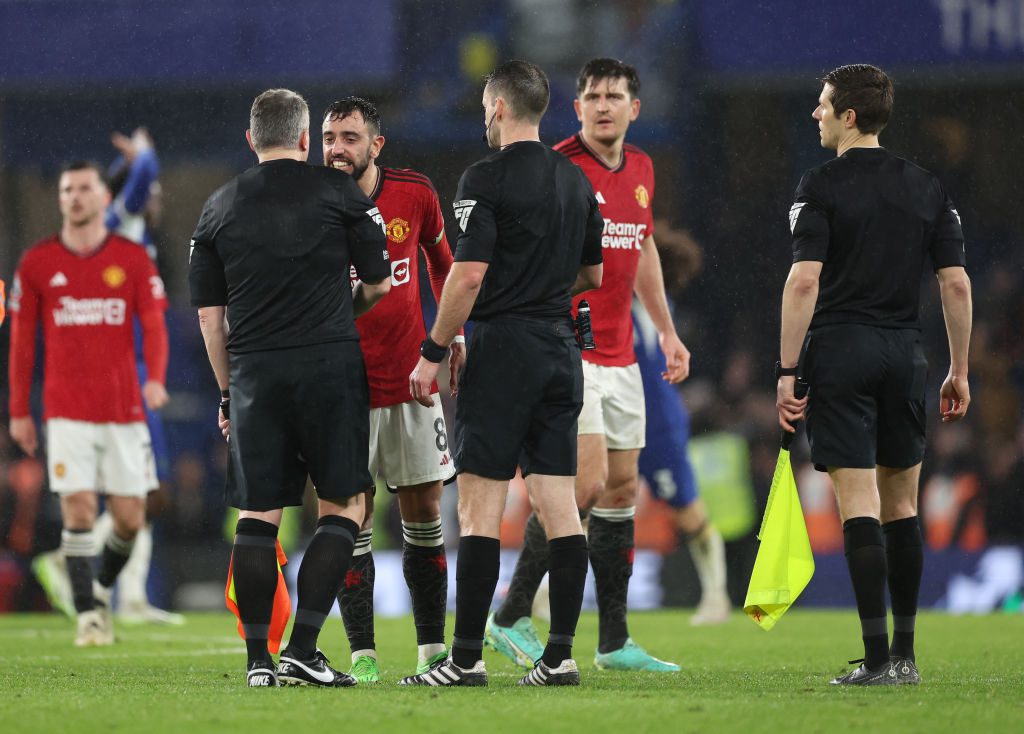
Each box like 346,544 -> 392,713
189,159 -> 390,353
790,147 -> 966,329
453,141 -> 604,321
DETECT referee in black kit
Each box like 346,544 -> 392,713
777,65 -> 972,686
402,60 -> 604,687
189,89 -> 392,688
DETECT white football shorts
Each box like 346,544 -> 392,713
46,418 -> 157,497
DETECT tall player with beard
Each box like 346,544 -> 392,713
487,59 -> 690,671
322,97 -> 464,682
8,161 -> 169,647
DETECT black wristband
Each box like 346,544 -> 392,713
220,388 -> 230,398
775,361 -> 799,379
420,336 -> 448,364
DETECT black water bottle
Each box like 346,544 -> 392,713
576,299 -> 596,350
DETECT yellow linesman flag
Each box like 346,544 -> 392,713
743,444 -> 815,630
226,539 -> 291,653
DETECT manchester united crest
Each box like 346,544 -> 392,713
386,217 -> 411,243
634,185 -> 650,209
102,265 -> 127,289
55,462 -> 66,478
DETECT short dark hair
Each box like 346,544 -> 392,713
323,97 -> 382,136
60,160 -> 106,183
576,58 -> 641,99
484,60 -> 549,123
821,64 -> 894,135
249,88 -> 309,152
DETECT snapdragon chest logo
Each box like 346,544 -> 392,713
102,265 -> 127,289
391,257 -> 411,286
386,217 -> 411,243
634,185 -> 650,209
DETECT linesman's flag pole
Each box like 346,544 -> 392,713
744,380 -> 814,630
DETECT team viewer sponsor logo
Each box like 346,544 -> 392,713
453,200 -> 476,232
602,219 -> 647,250
391,257 -> 411,286
52,297 -> 126,326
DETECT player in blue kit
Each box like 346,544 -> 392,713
633,299 -> 730,624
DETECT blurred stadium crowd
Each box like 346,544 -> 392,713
0,0 -> 1021,614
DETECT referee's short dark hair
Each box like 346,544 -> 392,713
821,64 -> 894,135
323,96 -> 382,137
249,88 -> 310,152
577,58 -> 641,99
485,60 -> 549,123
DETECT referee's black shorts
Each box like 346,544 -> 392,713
454,316 -> 583,480
802,324 -> 927,472
226,341 -> 373,511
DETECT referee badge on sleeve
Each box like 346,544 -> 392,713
789,203 -> 806,234
453,200 -> 477,232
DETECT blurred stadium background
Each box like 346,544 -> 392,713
0,0 -> 1021,618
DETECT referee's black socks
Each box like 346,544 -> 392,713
452,535 -> 500,669
843,517 -> 889,670
543,534 -> 589,667
494,513 -> 549,627
884,516 -> 923,661
288,515 -> 360,659
231,518 -> 279,665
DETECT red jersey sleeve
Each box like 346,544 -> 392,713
419,189 -> 455,306
8,260 -> 40,418
134,254 -> 169,385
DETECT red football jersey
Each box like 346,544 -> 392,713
8,234 -> 168,423
352,168 -> 455,408
556,133 -> 656,367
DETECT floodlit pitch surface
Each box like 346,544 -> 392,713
1,610 -> 1020,733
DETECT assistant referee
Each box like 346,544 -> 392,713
403,60 -> 604,687
777,64 -> 972,686
189,88 -> 391,688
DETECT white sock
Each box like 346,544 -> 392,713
118,524 -> 153,608
418,642 -> 447,666
688,524 -> 728,602
351,648 -> 377,663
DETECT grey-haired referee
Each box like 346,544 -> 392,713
189,88 -> 391,688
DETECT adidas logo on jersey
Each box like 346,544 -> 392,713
440,454 -> 451,466
49,272 -> 68,288
595,191 -> 607,204
453,200 -> 477,232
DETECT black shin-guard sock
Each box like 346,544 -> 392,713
543,534 -> 588,667
884,516 -> 923,661
96,529 -> 136,589
338,529 -> 375,653
402,531 -> 448,646
843,517 -> 889,669
494,513 -> 549,627
62,528 -> 96,613
589,512 -> 635,654
452,535 -> 500,669
232,518 -> 279,665
288,515 -> 359,658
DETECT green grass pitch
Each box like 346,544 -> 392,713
1,610 -> 1021,734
